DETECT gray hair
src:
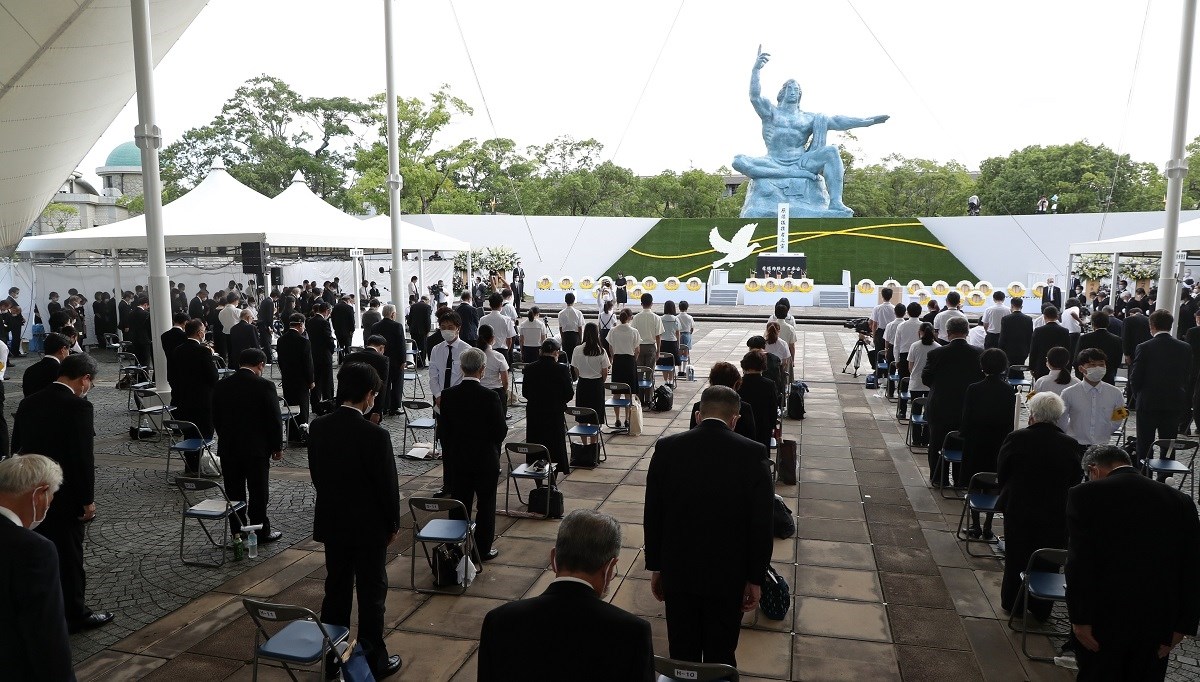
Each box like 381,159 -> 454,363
555,509 -> 621,573
240,308 -> 253,321
1082,444 -> 1130,469
0,455 -> 63,495
459,347 -> 486,375
382,304 -> 396,318
699,385 -> 741,420
946,316 -> 970,336
1027,392 -> 1065,424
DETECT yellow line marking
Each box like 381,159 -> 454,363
629,221 -> 924,259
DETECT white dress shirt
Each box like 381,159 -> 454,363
883,317 -> 904,347
1061,380 -> 1126,445
632,309 -> 664,343
481,346 -> 509,389
870,302 -> 894,330
218,304 -> 241,335
428,338 -> 473,399
981,303 -> 1008,332
894,318 -> 921,356
480,310 -> 516,341
608,323 -> 642,356
557,306 -> 584,334
933,308 -> 967,341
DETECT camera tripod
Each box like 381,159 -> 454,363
842,335 -> 872,377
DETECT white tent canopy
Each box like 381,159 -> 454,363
15,166 -> 470,254
1069,218 -> 1200,256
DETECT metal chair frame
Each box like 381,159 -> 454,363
603,381 -> 632,435
653,654 -> 740,681
906,397 -> 929,450
407,496 -> 477,595
163,419 -> 215,482
1146,438 -> 1199,498
636,365 -> 655,405
175,478 -> 245,567
242,598 -> 349,682
131,388 -> 173,439
1006,548 -> 1069,661
954,472 -> 1002,557
400,399 -> 437,456
510,361 -> 528,403
565,406 -> 606,468
501,442 -> 557,519
933,430 -> 964,498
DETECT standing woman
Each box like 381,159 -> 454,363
615,274 -> 628,309
571,323 -> 611,430
764,321 -> 792,375
92,292 -> 108,340
660,300 -> 681,381
518,307 -> 549,364
597,279 -> 614,314
959,348 -> 1015,538
478,324 -> 510,410
597,300 -> 617,342
1031,347 -> 1077,396
907,322 -> 937,401
73,294 -> 90,348
606,308 -> 641,428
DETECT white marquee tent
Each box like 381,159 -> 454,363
1068,218 -> 1200,257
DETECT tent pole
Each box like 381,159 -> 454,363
383,0 -> 404,307
1110,253 -> 1121,295
130,0 -> 171,379
1158,0 -> 1198,319
112,248 -> 124,341
419,250 -> 425,301
466,250 -> 472,298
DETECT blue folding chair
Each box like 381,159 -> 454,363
501,442 -> 558,519
242,598 -> 349,682
603,382 -> 632,434
1007,548 -> 1068,661
408,496 -> 476,595
175,478 -> 245,567
933,430 -> 964,497
955,472 -> 1001,556
566,406 -> 606,468
654,655 -> 739,681
164,419 -> 214,482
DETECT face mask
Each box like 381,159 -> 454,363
29,486 -> 48,530
1085,366 -> 1106,382
441,329 -> 457,342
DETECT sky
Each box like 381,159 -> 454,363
78,0 -> 1197,191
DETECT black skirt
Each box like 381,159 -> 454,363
576,377 -> 605,425
612,354 -> 637,390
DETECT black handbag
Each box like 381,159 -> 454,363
760,566 -> 791,620
772,494 -> 795,539
570,441 -> 600,468
431,543 -> 463,587
528,486 -> 564,518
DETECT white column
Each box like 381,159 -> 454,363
1157,0 -> 1198,319
1110,253 -> 1121,294
112,247 -> 123,341
130,0 -> 171,379
384,0 -> 404,306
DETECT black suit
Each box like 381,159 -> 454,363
341,350 -> 390,418
308,406 -> 400,674
996,422 -> 1081,618
998,311 -> 1033,370
1129,332 -> 1192,466
371,317 -> 407,411
645,420 -> 773,666
21,356 -> 60,397
1028,321 -> 1070,379
921,338 -> 983,483
479,580 -> 654,681
522,355 -> 574,473
1122,313 -> 1152,361
737,373 -> 779,450
228,320 -> 261,364
438,379 -> 507,554
212,368 -> 282,535
276,328 -> 314,424
118,299 -> 132,335
1067,467 -> 1200,680
14,383 -> 95,622
257,298 -> 275,362
0,515 -> 76,681
188,296 -> 206,321
959,375 -> 1014,482
1076,328 -> 1123,384
169,339 -> 219,440
331,301 -> 356,360
160,327 -> 187,374
405,302 -> 431,366
306,315 -> 335,407
128,305 -> 152,367
1041,285 -> 1063,312
455,301 -> 480,344
689,399 -> 758,442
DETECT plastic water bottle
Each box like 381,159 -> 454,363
243,524 -> 262,559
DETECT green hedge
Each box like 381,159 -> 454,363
605,217 -> 976,284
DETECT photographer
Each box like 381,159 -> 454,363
429,280 -> 447,305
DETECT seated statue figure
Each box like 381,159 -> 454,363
733,48 -> 888,218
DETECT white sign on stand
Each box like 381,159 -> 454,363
777,203 -> 789,254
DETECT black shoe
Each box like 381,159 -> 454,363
967,527 -> 982,539
614,420 -> 623,428
261,531 -> 283,544
374,655 -> 403,679
69,611 -> 114,633
481,548 -> 500,562
431,489 -> 450,499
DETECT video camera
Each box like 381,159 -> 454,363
844,317 -> 871,335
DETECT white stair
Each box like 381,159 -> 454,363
708,287 -> 740,306
818,290 -> 850,308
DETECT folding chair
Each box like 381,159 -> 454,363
212,354 -> 236,380
501,442 -> 557,519
565,406 -> 606,468
242,598 -> 349,682
636,365 -> 655,405
400,400 -> 436,456
933,430 -> 964,498
117,351 -> 152,410
653,655 -> 739,682
175,478 -> 245,567
163,419 -> 215,481
131,388 -> 173,439
510,361 -> 528,403
277,397 -> 294,451
895,377 -> 911,423
906,397 -> 929,449
1146,438 -> 1198,497
1008,365 -> 1032,393
403,360 -> 426,399
955,472 -> 1001,556
655,352 -> 677,387
1007,548 -> 1069,661
885,361 -> 899,401
408,496 -> 477,595
677,343 -> 692,380
604,382 -> 632,435
103,333 -> 130,353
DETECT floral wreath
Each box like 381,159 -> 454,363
856,279 -> 876,295
966,290 -> 986,307
975,281 -> 993,295
882,279 -> 902,292
1032,282 -> 1047,298
917,289 -> 932,305
642,276 -> 658,291
559,277 -> 574,291
931,280 -> 950,296
906,280 -> 924,295
781,278 -> 796,293
1007,281 -> 1026,298
686,277 -> 703,292
745,280 -> 761,292
537,276 -> 553,291
797,278 -> 814,293
579,277 -> 595,290
763,279 -> 778,293
955,280 -> 974,295
664,277 -> 680,291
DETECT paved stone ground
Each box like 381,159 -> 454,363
39,323 -> 1200,680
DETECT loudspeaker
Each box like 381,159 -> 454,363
270,266 -> 283,285
241,241 -> 267,275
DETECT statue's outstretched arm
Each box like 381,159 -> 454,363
750,49 -> 773,119
827,114 -> 890,131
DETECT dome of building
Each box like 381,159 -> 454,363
104,141 -> 141,168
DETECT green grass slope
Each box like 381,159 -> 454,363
606,217 -> 975,284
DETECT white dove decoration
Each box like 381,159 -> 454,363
709,223 -> 759,270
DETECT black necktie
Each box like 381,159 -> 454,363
444,345 -> 454,391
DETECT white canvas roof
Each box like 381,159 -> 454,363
1068,218 -> 1200,256
16,167 -> 470,254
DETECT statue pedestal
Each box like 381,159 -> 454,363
740,177 -> 851,219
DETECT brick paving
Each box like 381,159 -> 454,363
33,324 -> 1200,680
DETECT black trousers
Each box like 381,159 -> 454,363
256,325 -> 273,363
387,363 -> 403,413
221,456 -> 271,535
36,511 -> 88,621
663,585 -> 744,667
8,322 -> 22,353
1000,527 -> 1058,620
132,341 -> 152,369
321,540 -> 390,673
0,407 -> 10,459
312,360 -> 334,408
1076,629 -> 1169,681
984,332 -> 999,349
560,331 -> 580,365
449,468 -> 499,555
1135,407 -> 1181,471
335,333 -> 352,362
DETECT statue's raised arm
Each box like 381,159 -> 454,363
749,47 -> 773,120
828,113 -> 890,131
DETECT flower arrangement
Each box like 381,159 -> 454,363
1075,254 -> 1114,281
781,278 -> 796,293
975,281 -> 993,295
797,278 -> 814,293
642,276 -> 658,291
907,280 -> 924,295
579,277 -> 595,290
966,290 -> 986,307
1033,282 -> 1046,298
686,277 -> 703,291
882,279 -> 902,292
559,277 -> 574,290
955,280 -> 974,295
1120,257 -> 1161,281
630,286 -> 644,299
1007,281 -> 1026,297
664,277 -> 680,291
856,279 -> 876,295
537,276 -> 553,291
917,289 -> 932,305
745,280 -> 761,292
931,280 -> 950,296
763,279 -> 778,293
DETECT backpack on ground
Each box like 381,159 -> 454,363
787,381 -> 809,420
652,384 -> 674,412
528,486 -> 565,518
772,494 -> 795,539
570,441 -> 600,468
431,542 -> 464,587
776,439 -> 798,485
760,566 -> 791,620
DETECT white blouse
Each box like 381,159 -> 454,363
607,323 -> 642,356
571,348 -> 612,379
481,346 -> 509,389
518,319 -> 548,347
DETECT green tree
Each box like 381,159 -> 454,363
976,141 -> 1164,215
843,154 -> 975,217
1180,134 -> 1200,210
39,203 -> 78,233
160,75 -> 371,208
